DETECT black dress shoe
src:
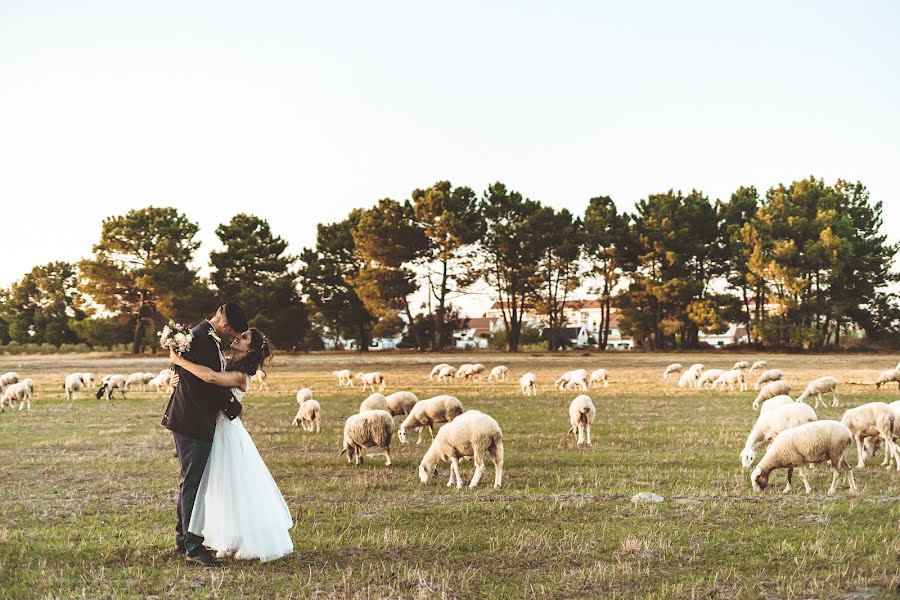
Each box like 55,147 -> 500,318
186,549 -> 223,568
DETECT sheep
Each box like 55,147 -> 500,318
874,368 -> 900,390
356,371 -> 386,392
124,372 -> 153,392
519,372 -> 537,397
862,400 -> 900,467
417,410 -> 504,489
64,373 -> 85,401
840,402 -> 900,470
750,420 -> 856,495
296,387 -> 314,405
384,391 -> 418,417
428,364 -> 451,381
148,370 -> 172,393
487,366 -> 509,383
339,410 -> 394,466
397,395 -> 464,444
759,395 -> 795,415
467,364 -> 486,380
292,399 -> 321,433
360,392 -> 389,413
96,374 -> 127,400
732,360 -> 750,371
662,363 -> 682,380
555,369 -> 588,390
80,373 -> 95,389
678,368 -> 702,389
752,380 -> 792,410
251,368 -> 269,391
754,369 -> 783,390
1,380 -> 33,412
436,366 -> 457,382
589,368 -> 609,388
740,402 -> 818,468
697,369 -> 725,389
455,364 -> 473,379
796,376 -> 839,408
688,363 -> 704,373
0,372 -> 19,392
712,369 -> 747,392
565,374 -> 589,391
748,360 -> 768,374
333,369 -> 354,387
568,395 -> 596,446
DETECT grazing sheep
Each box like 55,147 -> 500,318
556,369 -> 588,390
487,366 -> 509,383
697,369 -> 725,389
384,391 -> 418,417
251,369 -> 269,391
565,374 -> 589,391
589,369 -> 609,388
436,366 -> 457,382
662,363 -> 682,380
732,360 -> 750,371
0,372 -> 19,393
688,363 -> 704,374
520,372 -> 537,397
455,364 -> 473,379
397,395 -> 464,444
749,360 -> 768,374
840,402 -> 900,470
360,393 -> 389,413
752,380 -> 792,410
64,373 -> 85,401
568,395 -> 597,446
428,364 -> 451,381
796,376 -> 839,408
862,400 -> 900,467
678,368 -> 702,389
754,369 -> 783,391
296,387 -> 314,405
759,395 -> 794,415
96,374 -> 127,400
750,420 -> 857,495
124,372 -> 153,392
292,399 -> 321,433
1,380 -> 33,412
740,402 -> 818,468
148,370 -> 172,393
80,373 -> 95,389
356,372 -> 386,392
333,369 -> 354,387
418,410 -> 504,489
468,363 -> 486,380
339,410 -> 394,466
874,368 -> 900,390
712,369 -> 747,392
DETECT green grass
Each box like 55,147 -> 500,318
1,352 -> 899,599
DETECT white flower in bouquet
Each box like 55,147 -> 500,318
159,320 -> 193,354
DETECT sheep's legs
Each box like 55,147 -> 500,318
315,419 -> 320,433
469,454 -> 485,488
576,425 -> 585,446
416,427 -> 424,445
855,436 -> 867,468
585,424 -> 592,446
449,457 -> 462,489
783,468 -> 793,493
798,467 -> 812,494
383,448 -> 392,467
831,391 -> 839,407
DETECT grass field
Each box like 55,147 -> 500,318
1,351 -> 899,599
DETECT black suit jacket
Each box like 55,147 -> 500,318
162,320 -> 242,442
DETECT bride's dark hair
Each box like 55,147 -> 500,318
228,327 -> 273,375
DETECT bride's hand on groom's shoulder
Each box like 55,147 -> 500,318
170,373 -> 180,388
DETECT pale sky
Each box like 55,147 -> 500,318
2,1 -> 899,316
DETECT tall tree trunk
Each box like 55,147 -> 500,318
433,255 -> 448,350
834,317 -> 841,348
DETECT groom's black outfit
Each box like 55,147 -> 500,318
162,317 -> 244,562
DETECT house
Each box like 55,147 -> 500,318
539,325 -> 590,348
453,317 -> 497,349
699,324 -> 749,347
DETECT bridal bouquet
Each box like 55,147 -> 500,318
158,320 -> 193,354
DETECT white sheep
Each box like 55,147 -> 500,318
697,369 -> 725,389
333,369 -> 354,387
568,395 -> 596,446
467,363 -> 486,380
96,374 -> 127,400
759,395 -> 794,415
874,368 -> 900,390
455,364 -> 473,379
148,370 -> 172,393
428,364 -> 451,381
251,369 -> 269,391
796,376 -> 839,408
339,410 -> 394,466
754,369 -> 783,390
555,369 -> 588,390
588,368 -> 609,388
296,387 -> 314,405
80,373 -> 95,389
748,360 -> 768,374
565,374 -> 589,391
384,391 -> 418,417
662,363 -> 682,380
740,402 -> 818,468
519,372 -> 537,397
840,402 -> 899,470
752,380 -> 792,410
436,365 -> 457,382
418,410 -> 504,489
64,373 -> 85,401
0,372 -> 19,392
712,369 -> 747,392
1,379 -> 33,412
292,399 -> 321,433
397,395 -> 464,444
124,372 -> 153,392
356,371 -> 386,392
487,366 -> 509,383
678,368 -> 702,389
688,363 -> 704,374
750,420 -> 857,495
360,392 -> 389,413
732,360 -> 750,371
862,400 -> 900,467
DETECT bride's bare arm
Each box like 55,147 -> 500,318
170,350 -> 248,390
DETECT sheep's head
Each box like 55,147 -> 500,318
397,428 -> 408,444
751,466 -> 768,491
740,448 -> 756,469
863,437 -> 880,459
418,460 -> 438,484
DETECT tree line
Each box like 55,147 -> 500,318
0,176 -> 897,353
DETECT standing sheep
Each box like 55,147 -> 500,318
356,372 -> 386,392
862,400 -> 900,467
662,363 -> 682,380
487,366 -> 509,383
124,372 -> 153,392
750,420 -> 857,495
519,373 -> 537,397
752,380 -> 792,410
429,364 -> 451,381
0,372 -> 19,393
697,369 -> 725,389
251,369 -> 269,391
1,380 -> 33,412
589,369 -> 609,388
840,402 -> 899,470
740,402 -> 818,468
732,361 -> 750,371
148,370 -> 172,393
678,368 -> 702,389
333,369 -> 354,387
874,368 -> 900,390
360,393 -> 389,413
436,366 -> 457,382
296,387 -> 314,404
339,410 -> 394,466
565,374 -> 589,391
796,376 -> 839,408
384,391 -> 418,417
292,399 -> 321,433
96,375 -> 127,400
64,373 -> 85,401
555,369 -> 588,390
418,410 -> 504,489
397,395 -> 464,444
455,364 -> 473,379
759,395 -> 795,415
568,395 -> 596,446
712,370 -> 747,392
80,373 -> 95,389
754,369 -> 783,391
748,360 -> 768,374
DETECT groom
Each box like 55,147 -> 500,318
162,302 -> 248,567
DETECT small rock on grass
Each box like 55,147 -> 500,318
631,492 -> 664,504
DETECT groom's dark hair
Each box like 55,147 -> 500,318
221,301 -> 249,333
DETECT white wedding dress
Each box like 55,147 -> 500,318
188,380 -> 293,562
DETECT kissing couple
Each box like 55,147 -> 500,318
162,302 -> 293,567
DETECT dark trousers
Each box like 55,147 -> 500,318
173,432 -> 212,555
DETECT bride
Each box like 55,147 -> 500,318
169,327 -> 293,563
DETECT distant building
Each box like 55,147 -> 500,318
453,317 -> 498,349
698,324 -> 749,347
539,325 -> 590,348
